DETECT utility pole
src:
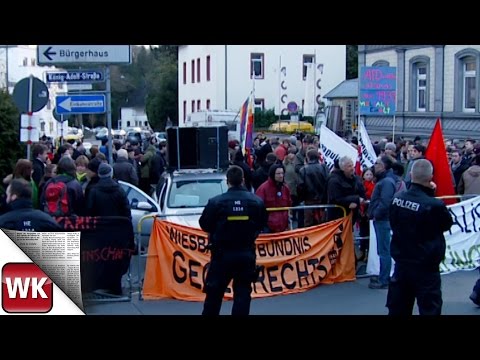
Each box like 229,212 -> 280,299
5,45 -> 8,92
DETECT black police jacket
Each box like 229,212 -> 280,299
389,183 -> 453,270
0,199 -> 62,232
199,186 -> 268,251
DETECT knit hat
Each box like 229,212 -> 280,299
98,163 -> 113,178
117,148 -> 128,159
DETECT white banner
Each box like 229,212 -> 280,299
319,125 -> 357,171
358,119 -> 377,171
366,196 -> 480,276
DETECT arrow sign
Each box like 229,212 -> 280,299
37,45 -> 131,65
56,94 -> 106,114
43,46 -> 56,61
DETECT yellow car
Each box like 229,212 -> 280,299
269,120 -> 314,133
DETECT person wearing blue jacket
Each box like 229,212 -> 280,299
368,155 -> 397,289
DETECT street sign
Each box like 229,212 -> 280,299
37,45 -> 131,65
56,94 -> 106,114
20,114 -> 40,143
67,83 -> 93,91
287,101 -> 298,113
53,109 -> 70,122
12,76 -> 49,113
46,70 -> 104,83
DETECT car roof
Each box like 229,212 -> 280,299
167,169 -> 226,182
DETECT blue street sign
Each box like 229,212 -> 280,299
56,94 -> 106,114
46,70 -> 104,83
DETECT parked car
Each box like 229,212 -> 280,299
119,169 -> 228,250
95,127 -> 109,141
154,132 -> 167,143
269,120 -> 314,133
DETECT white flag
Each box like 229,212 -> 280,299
319,125 -> 358,171
358,119 -> 377,170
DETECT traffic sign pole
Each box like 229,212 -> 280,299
27,75 -> 34,160
61,116 -> 64,145
106,66 -> 113,165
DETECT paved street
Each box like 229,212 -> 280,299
84,269 -> 479,315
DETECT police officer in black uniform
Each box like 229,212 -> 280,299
200,165 -> 268,316
387,159 -> 453,315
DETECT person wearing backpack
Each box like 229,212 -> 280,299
41,157 -> 85,217
0,178 -> 61,231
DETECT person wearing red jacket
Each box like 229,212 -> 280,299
256,164 -> 292,233
358,168 -> 375,261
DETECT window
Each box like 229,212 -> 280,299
22,57 -> 28,66
197,58 -> 201,83
206,99 -> 211,110
191,100 -> 195,113
40,122 -> 45,131
250,53 -> 264,79
197,99 -> 201,111
31,58 -> 36,66
463,58 -> 476,112
47,99 -> 51,110
454,49 -> 480,113
372,60 -> 390,67
206,55 -> 211,81
127,121 -> 131,127
183,101 -> 187,123
183,62 -> 186,84
254,98 -> 264,111
409,56 -> 430,112
191,60 -> 195,83
303,54 -> 315,80
417,66 -> 427,111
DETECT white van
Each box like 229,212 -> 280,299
183,110 -> 240,141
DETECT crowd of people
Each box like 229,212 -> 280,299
0,128 -> 478,314
0,133 -> 168,227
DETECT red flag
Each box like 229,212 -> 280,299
424,118 -> 456,204
355,144 -> 362,176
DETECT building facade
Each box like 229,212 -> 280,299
359,45 -> 480,139
0,45 -> 64,139
178,45 -> 346,124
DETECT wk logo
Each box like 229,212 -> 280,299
2,263 -> 53,313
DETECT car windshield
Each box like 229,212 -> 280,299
168,179 -> 228,208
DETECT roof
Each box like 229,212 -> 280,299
171,169 -> 226,181
324,79 -> 358,99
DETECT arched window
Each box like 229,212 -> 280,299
372,60 -> 390,67
454,48 -> 480,113
409,56 -> 430,112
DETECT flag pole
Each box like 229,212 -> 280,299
393,114 -> 396,142
313,50 -> 317,117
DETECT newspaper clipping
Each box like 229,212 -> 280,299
3,229 -> 83,309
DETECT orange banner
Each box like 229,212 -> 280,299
143,215 -> 355,301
